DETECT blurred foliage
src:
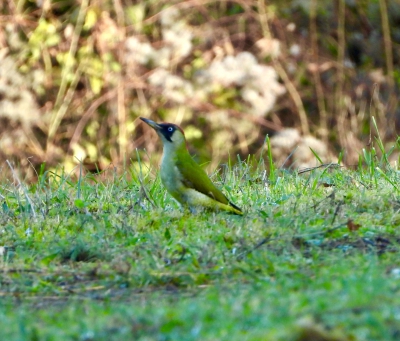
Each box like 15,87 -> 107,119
0,0 -> 399,178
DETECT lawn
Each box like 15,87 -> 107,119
0,153 -> 399,340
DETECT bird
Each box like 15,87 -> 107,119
140,117 -> 243,215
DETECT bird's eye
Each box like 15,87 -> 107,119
168,127 -> 174,132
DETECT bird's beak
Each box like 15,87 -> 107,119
140,117 -> 162,131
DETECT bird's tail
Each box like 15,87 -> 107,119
229,201 -> 243,215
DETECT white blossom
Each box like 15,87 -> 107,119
160,7 -> 180,28
149,69 -> 194,103
200,52 -> 285,116
125,36 -> 155,65
0,52 -> 40,125
289,44 -> 301,57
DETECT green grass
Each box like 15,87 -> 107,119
0,152 -> 399,340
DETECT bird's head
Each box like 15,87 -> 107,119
140,117 -> 187,150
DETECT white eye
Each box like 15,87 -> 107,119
168,127 -> 174,132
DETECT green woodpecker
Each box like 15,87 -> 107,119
140,117 -> 242,215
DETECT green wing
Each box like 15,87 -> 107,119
176,155 -> 230,205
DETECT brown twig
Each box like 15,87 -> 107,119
297,163 -> 341,175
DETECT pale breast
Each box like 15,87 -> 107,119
160,155 -> 186,203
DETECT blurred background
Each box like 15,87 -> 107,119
0,0 -> 399,179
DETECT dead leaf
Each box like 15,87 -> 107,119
347,219 -> 361,232
295,316 -> 352,341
